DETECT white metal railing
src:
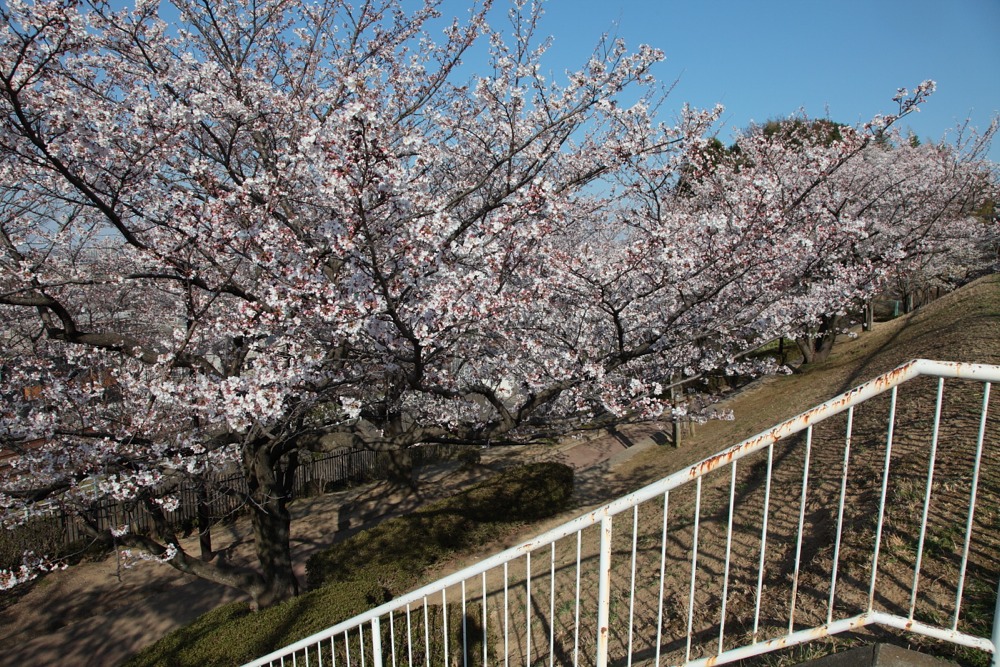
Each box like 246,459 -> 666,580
245,359 -> 1000,667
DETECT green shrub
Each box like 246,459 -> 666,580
125,462 -> 573,667
307,461 -> 573,589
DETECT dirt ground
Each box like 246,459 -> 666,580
0,423 -> 656,667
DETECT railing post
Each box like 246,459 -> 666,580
991,579 -> 1000,667
371,616 -> 383,667
597,515 -> 613,667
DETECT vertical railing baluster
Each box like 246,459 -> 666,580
482,572 -> 488,667
422,598 -> 429,667
597,515 -> 613,667
461,581 -> 468,667
686,477 -> 703,663
910,378 -> 945,620
655,491 -> 670,667
789,425 -> 813,633
627,505 -> 638,667
574,530 -> 582,667
869,386 -> 898,613
550,541 -> 556,667
441,589 -> 448,667
829,406 -> 853,624
504,562 -> 510,667
526,551 -> 532,667
753,442 -> 775,643
954,382 -> 990,629
405,604 -> 413,667
371,618 -> 382,667
719,463 -> 736,654
388,611 -> 396,667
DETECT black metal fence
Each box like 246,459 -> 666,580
2,444 -> 463,569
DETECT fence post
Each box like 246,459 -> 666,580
671,374 -> 682,448
597,515 -> 613,667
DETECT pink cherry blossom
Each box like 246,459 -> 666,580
0,0 -> 994,607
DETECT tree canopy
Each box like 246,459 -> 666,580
1,0 -> 995,605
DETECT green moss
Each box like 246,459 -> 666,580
125,462 -> 573,667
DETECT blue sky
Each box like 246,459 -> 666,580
446,0 -> 1000,162
141,0 -> 999,161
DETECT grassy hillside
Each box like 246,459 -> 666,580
588,274 -> 1000,666
125,463 -> 574,666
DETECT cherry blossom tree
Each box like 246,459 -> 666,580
674,97 -> 997,364
0,0 -> 701,606
864,126 -> 999,310
1,0 -> 992,607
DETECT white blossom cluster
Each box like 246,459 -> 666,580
0,0 -> 993,600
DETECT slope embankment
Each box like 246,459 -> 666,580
2,275 -> 997,666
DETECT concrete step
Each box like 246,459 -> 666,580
796,643 -> 959,667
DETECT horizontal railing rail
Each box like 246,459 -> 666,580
246,359 -> 1000,667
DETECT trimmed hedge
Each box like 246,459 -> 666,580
125,461 -> 573,667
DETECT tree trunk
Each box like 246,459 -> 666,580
383,411 -> 417,488
795,314 -> 838,365
245,445 -> 300,609
248,497 -> 298,609
795,337 -> 815,365
197,484 -> 213,561
862,301 -> 874,332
